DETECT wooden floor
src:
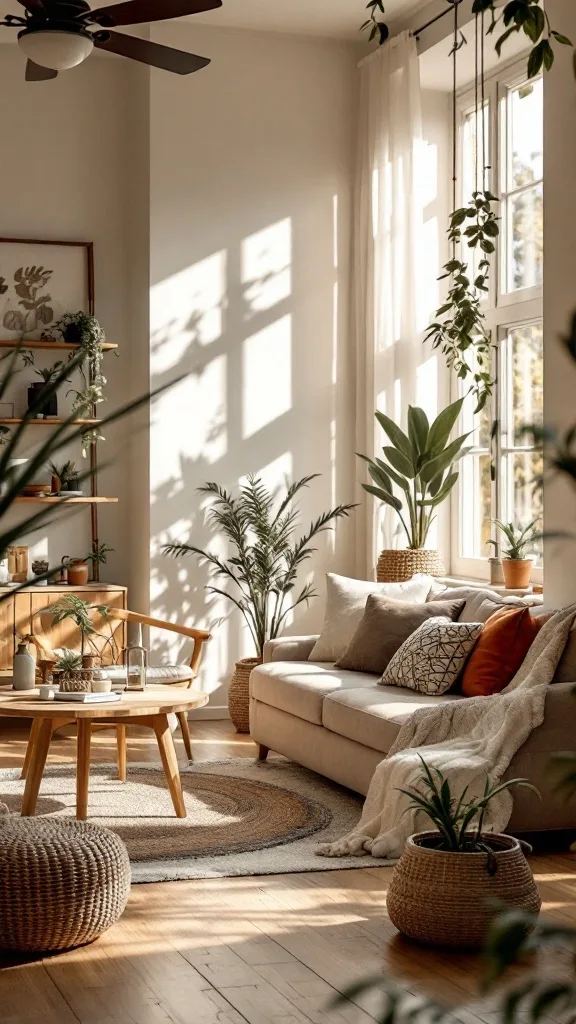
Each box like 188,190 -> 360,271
0,719 -> 575,1024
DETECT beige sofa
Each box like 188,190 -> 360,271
250,597 -> 576,833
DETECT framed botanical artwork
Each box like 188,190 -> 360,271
0,238 -> 94,341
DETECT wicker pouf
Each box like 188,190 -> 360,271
377,548 -> 445,583
229,657 -> 262,733
0,816 -> 131,952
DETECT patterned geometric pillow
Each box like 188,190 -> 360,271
380,617 -> 483,695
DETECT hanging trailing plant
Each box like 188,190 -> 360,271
425,189 -> 499,413
360,0 -> 389,45
471,0 -> 572,79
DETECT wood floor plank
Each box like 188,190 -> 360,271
1,718 -> 576,1024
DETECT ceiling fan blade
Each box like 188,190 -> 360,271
25,60 -> 58,81
86,0 -> 221,27
94,31 -> 210,74
16,0 -> 46,12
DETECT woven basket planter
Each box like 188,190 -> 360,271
387,831 -> 541,949
0,817 -> 131,952
229,657 -> 262,733
53,668 -> 94,693
377,549 -> 445,583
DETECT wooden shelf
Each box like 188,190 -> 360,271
0,340 -> 117,351
0,418 -> 100,426
15,497 -> 118,504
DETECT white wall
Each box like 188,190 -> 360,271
0,47 -> 145,588
543,2 -> 576,607
148,24 -> 358,708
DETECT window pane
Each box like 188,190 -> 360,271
508,323 -> 543,443
503,451 -> 543,565
460,454 -> 492,559
460,355 -> 492,449
508,78 -> 543,190
462,104 -> 490,200
507,184 -> 543,291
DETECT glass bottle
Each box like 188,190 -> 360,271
125,624 -> 148,691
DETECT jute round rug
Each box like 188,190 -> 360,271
0,759 -> 393,881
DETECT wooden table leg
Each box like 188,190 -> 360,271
116,724 -> 127,782
21,718 -> 53,816
21,719 -> 42,780
76,720 -> 92,821
176,711 -> 193,761
152,714 -> 187,818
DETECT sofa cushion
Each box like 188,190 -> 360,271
335,594 -> 465,675
309,573 -> 434,663
380,618 -> 483,694
250,661 -> 375,726
322,685 -> 462,754
461,607 -> 543,697
430,586 -> 530,622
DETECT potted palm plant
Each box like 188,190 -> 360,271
359,398 -> 472,581
492,519 -> 540,589
386,757 -> 541,949
164,475 -> 355,732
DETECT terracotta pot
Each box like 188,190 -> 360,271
377,549 -> 445,583
67,561 -> 89,586
386,831 -> 541,949
502,558 -> 533,589
228,657 -> 262,733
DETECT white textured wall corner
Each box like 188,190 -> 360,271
148,24 -> 359,708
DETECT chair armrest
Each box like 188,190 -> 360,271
118,609 -> 211,679
263,636 -> 320,664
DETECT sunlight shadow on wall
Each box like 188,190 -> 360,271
243,315 -> 292,439
150,250 -> 227,372
242,218 -> 292,317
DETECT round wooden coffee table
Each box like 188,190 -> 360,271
0,687 -> 209,821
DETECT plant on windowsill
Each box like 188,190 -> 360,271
492,518 -> 540,589
163,475 -> 355,732
384,756 -> 541,949
358,397 -> 472,582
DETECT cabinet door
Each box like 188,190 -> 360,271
0,595 -> 14,671
31,593 -> 79,653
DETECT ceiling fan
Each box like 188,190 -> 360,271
0,0 -> 222,80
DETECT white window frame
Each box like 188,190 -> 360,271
450,56 -> 543,583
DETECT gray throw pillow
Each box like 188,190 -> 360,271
335,595 -> 466,675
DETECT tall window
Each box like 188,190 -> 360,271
452,60 -> 543,582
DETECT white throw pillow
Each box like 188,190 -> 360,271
309,572 -> 434,663
380,617 -> 483,695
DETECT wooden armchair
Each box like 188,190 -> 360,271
27,606 -> 211,771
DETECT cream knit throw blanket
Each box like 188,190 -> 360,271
317,604 -> 576,860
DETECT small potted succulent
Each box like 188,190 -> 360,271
28,361 -> 70,418
492,519 -> 540,589
49,460 -> 81,494
386,758 -> 541,949
52,648 -> 87,692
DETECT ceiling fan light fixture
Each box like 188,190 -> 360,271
18,27 -> 94,70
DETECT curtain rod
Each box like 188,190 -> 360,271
411,0 -> 465,40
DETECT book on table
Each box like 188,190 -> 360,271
54,692 -> 122,704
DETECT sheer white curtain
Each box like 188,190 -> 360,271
354,31 -> 426,578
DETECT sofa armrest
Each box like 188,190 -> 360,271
263,636 -> 320,664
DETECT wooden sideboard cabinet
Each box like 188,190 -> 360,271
0,584 -> 127,676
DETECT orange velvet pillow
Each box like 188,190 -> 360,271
460,607 -> 542,698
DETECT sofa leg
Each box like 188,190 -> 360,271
257,744 -> 270,761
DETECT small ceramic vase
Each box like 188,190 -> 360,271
13,642 -> 36,691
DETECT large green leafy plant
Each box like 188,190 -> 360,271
358,397 -> 471,550
164,475 -> 355,658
